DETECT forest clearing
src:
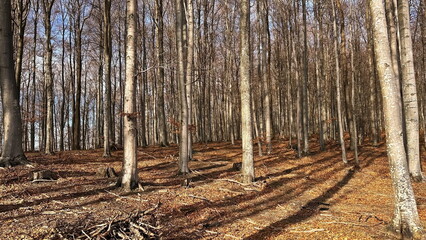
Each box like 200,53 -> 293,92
1,139 -> 425,240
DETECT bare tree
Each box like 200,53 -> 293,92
155,0 -> 168,147
240,0 -> 255,183
397,0 -> 424,182
332,0 -> 347,164
42,0 -> 55,155
103,0 -> 112,157
176,0 -> 189,174
370,0 -> 423,238
0,0 -> 28,167
118,0 -> 139,191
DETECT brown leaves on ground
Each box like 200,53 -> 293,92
0,140 -> 425,239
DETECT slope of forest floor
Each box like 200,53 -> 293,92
1,139 -> 425,239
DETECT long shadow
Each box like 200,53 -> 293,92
0,185 -> 115,215
244,168 -> 356,239
160,152 -> 351,238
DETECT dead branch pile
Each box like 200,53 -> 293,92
55,204 -> 161,240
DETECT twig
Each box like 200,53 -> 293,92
31,179 -> 57,182
137,151 -> 157,159
81,230 -> 92,239
217,178 -> 249,186
323,221 -> 371,227
219,188 -> 242,194
204,230 -> 241,239
104,190 -> 148,202
187,194 -> 211,202
289,228 -> 325,233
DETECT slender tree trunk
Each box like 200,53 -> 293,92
370,0 -> 423,238
155,0 -> 168,147
260,0 -> 272,155
176,0 -> 189,174
0,0 -> 28,167
42,0 -> 55,155
186,0 -> 194,159
139,1 -> 147,147
397,0 -> 424,181
302,0 -> 309,155
13,0 -> 30,95
103,0 -> 112,157
119,0 -> 139,191
240,0 -> 255,183
30,0 -> 39,152
332,0 -> 347,164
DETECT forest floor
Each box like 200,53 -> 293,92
1,139 -> 426,240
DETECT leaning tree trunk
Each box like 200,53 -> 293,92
0,0 -> 28,167
370,0 -> 423,238
118,0 -> 139,191
397,0 -> 423,182
103,0 -> 112,157
240,0 -> 255,183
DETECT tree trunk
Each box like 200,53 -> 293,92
332,0 -> 347,164
240,0 -> 255,183
155,0 -> 168,147
119,0 -> 139,191
42,0 -> 55,155
103,0 -> 112,157
397,0 -> 424,182
176,0 -> 189,174
0,0 -> 28,167
370,0 -> 423,238
185,0 -> 194,159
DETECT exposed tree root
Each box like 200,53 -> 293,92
0,154 -> 29,168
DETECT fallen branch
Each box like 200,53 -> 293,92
219,188 -> 242,194
204,230 -> 242,239
289,228 -> 325,233
104,190 -> 148,202
323,221 -> 371,227
186,194 -> 211,202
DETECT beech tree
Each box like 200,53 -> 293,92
0,0 -> 28,167
41,0 -> 55,155
118,0 -> 139,191
240,0 -> 255,183
397,0 -> 423,182
155,0 -> 168,147
176,0 -> 189,174
103,0 -> 112,157
369,0 -> 423,238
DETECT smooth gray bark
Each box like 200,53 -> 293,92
240,0 -> 255,183
0,0 -> 28,167
370,0 -> 423,238
119,0 -> 139,191
397,0 -> 423,182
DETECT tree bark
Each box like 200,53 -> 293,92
397,0 -> 424,182
155,0 -> 168,147
370,0 -> 423,238
240,0 -> 255,183
332,0 -> 347,164
0,0 -> 28,167
185,0 -> 194,159
176,0 -> 189,174
103,0 -> 112,157
42,0 -> 55,155
119,0 -> 139,191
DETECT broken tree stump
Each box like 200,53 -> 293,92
96,167 -> 118,178
30,170 -> 59,181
